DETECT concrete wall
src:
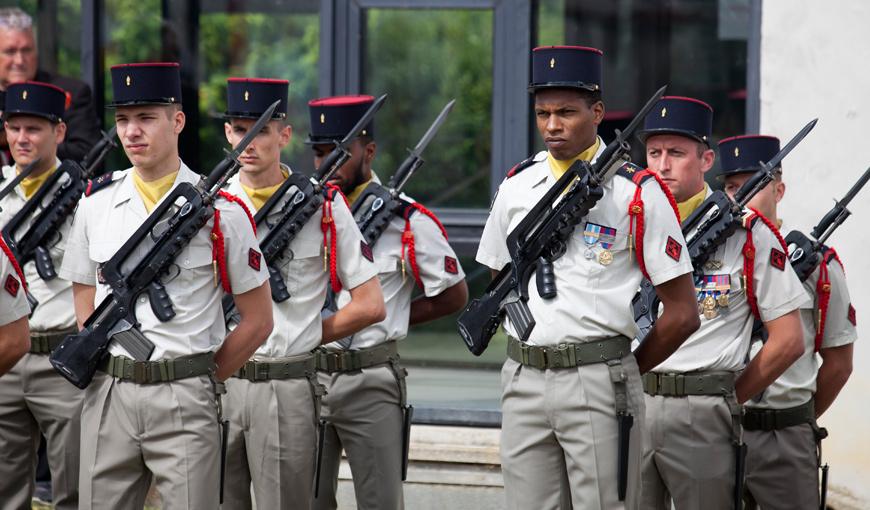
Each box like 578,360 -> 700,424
760,1 -> 870,507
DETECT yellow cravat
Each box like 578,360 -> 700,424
677,184 -> 708,222
18,165 -> 56,200
132,170 -> 179,213
240,168 -> 290,211
546,137 -> 602,180
346,178 -> 374,205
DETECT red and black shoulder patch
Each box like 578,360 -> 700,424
444,256 -> 459,274
848,304 -> 857,326
665,236 -> 682,261
85,172 -> 116,196
4,274 -> 20,297
360,240 -> 374,262
247,248 -> 261,271
506,155 -> 537,179
770,247 -> 786,271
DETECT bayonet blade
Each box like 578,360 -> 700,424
761,118 -> 817,173
337,94 -> 388,150
228,100 -> 281,160
412,99 -> 455,156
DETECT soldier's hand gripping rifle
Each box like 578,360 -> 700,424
222,94 -> 388,327
786,166 -> 870,282
2,127 -> 118,289
456,86 -> 667,356
49,101 -> 280,389
352,99 -> 454,244
631,119 -> 818,341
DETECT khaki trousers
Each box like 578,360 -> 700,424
641,394 -> 736,510
0,352 -> 83,510
78,373 -> 221,510
222,375 -> 323,510
500,354 -> 645,510
744,423 -> 819,510
313,363 -> 405,510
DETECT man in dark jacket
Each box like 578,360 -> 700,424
0,7 -> 100,162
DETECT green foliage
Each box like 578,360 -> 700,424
363,9 -> 493,208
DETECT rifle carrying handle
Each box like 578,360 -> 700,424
148,281 -> 176,322
34,245 -> 57,281
269,265 -> 291,303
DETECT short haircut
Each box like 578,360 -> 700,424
0,8 -> 33,31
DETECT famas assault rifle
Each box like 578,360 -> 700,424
456,85 -> 667,356
49,101 -> 280,389
3,127 -> 117,289
631,119 -> 818,340
222,94 -> 387,327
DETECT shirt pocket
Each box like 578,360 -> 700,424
282,239 -> 322,296
175,243 -> 215,287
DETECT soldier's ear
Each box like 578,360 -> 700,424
364,140 -> 377,164
223,122 -> 233,145
278,122 -> 292,148
173,108 -> 186,134
54,121 -> 67,145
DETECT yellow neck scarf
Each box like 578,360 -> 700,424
132,170 -> 179,213
678,184 -> 708,222
240,168 -> 290,211
18,165 -> 57,200
547,137 -> 601,180
346,178 -> 374,205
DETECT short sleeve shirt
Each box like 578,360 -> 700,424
58,161 -> 268,359
332,174 -> 466,350
476,140 -> 693,346
746,222 -> 857,409
226,169 -> 378,357
0,240 -> 30,326
0,162 -> 76,332
653,197 -> 811,373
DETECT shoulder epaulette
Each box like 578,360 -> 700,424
216,189 -> 256,234
506,155 -> 537,179
744,208 -> 787,252
84,172 -> 117,196
615,161 -> 653,184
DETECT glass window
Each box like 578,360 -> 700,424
535,0 -> 748,171
361,8 -> 493,209
198,5 -> 320,173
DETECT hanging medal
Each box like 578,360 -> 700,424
597,226 -> 617,266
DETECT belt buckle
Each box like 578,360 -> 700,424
553,344 -> 570,368
132,361 -> 148,384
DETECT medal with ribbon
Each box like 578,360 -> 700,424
583,222 -> 618,265
695,274 -> 731,319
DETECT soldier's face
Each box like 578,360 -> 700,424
724,172 -> 785,220
115,105 -> 184,171
4,115 -> 64,170
534,88 -> 603,160
312,139 -> 374,196
645,134 -> 714,202
225,118 -> 291,177
0,29 -> 37,88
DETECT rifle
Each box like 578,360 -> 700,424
632,119 -> 818,340
352,99 -> 455,244
222,94 -> 388,327
456,85 -> 668,356
2,127 -> 118,285
786,166 -> 870,282
0,158 -> 41,206
49,101 -> 280,389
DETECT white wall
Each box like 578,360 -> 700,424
761,0 -> 870,505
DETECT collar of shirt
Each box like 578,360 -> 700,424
546,136 -> 602,181
240,165 -> 290,211
132,169 -> 179,213
677,183 -> 709,221
18,164 -> 57,200
530,136 -> 605,191
112,159 -> 192,218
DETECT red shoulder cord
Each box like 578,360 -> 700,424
815,248 -> 844,352
322,184 -> 343,293
627,170 -> 680,281
401,202 -> 448,288
741,212 -> 760,321
210,191 -> 258,294
0,236 -> 27,289
748,207 -> 787,251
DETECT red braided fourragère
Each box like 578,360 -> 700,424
741,212 -> 760,321
400,202 -> 448,288
218,190 -> 256,235
0,236 -> 27,290
210,209 -> 231,293
814,248 -> 844,352
322,185 -> 342,292
747,207 -> 787,252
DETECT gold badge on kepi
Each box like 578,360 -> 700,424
244,91 -> 250,102
320,113 -> 325,124
660,107 -> 667,118
734,147 -> 740,157
126,75 -> 131,86
21,90 -> 27,100
550,58 -> 555,69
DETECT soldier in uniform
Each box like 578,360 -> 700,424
58,62 -> 274,510
221,78 -> 385,510
476,46 -> 700,509
309,95 -> 469,510
0,81 -> 81,509
718,135 -> 856,510
638,97 -> 809,509
0,240 -> 29,376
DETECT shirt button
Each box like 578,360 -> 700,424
184,259 -> 190,265
139,297 -> 146,304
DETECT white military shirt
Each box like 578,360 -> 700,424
0,239 -> 30,326
477,140 -> 693,346
332,173 -> 466,350
0,161 -> 76,333
59,161 -> 268,360
226,167 -> 377,357
653,191 -> 811,373
745,221 -> 857,409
